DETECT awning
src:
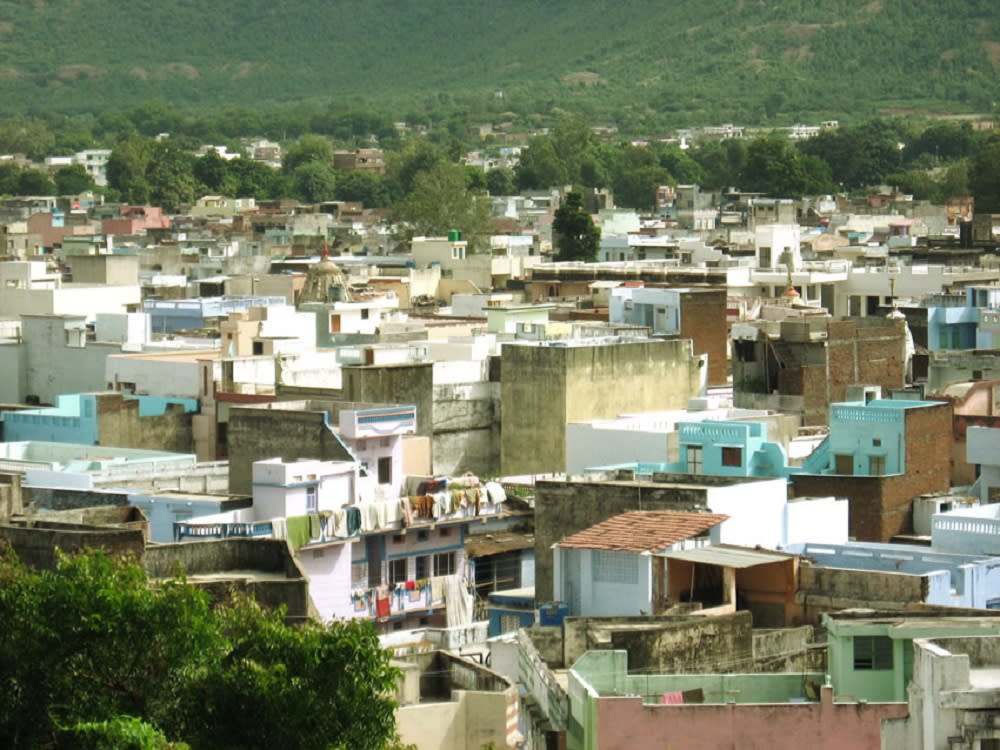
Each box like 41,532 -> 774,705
659,545 -> 796,568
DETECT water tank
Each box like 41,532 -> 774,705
448,229 -> 462,242
538,601 -> 569,626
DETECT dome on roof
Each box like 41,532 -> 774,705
299,250 -> 351,304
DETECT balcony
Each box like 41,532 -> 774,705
173,520 -> 274,542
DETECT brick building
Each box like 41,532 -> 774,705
733,315 -> 908,425
792,399 -> 952,542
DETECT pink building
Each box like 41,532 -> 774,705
102,205 -> 171,235
568,650 -> 907,750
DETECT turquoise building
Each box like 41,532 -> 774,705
2,393 -> 199,445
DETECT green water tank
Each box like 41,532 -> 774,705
447,229 -> 461,241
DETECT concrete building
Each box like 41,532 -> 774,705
882,634 -> 1000,749
533,475 -> 805,605
793,541 -> 1000,617
823,611 -> 1000,708
564,403 -> 805,476
791,398 -> 953,542
0,260 -> 139,319
0,441 -> 200,490
393,651 -> 519,750
225,400 -> 416,497
732,314 -> 910,425
142,295 -> 287,335
566,649 -> 905,750
1,392 -> 197,454
500,337 -> 706,476
2,313 -> 163,405
609,286 -> 729,386
552,510 -> 728,617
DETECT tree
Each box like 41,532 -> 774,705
0,162 -> 22,195
55,164 -> 95,195
970,138 -> 1000,213
385,139 -> 445,201
107,136 -> 155,204
226,158 -> 281,199
193,150 -> 229,192
486,167 -> 515,196
394,162 -> 492,251
334,170 -> 390,207
17,169 -> 55,196
146,143 -> 198,212
552,190 -> 600,262
291,161 -> 338,203
0,546 -> 403,750
516,135 -> 567,190
282,134 -> 334,175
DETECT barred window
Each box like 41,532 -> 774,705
593,550 -> 638,584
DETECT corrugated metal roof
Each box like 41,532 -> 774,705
556,511 -> 728,553
659,544 -> 796,568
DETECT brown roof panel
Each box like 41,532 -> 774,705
556,510 -> 728,553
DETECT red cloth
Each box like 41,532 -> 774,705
376,596 -> 390,618
405,580 -> 416,590
660,691 -> 684,705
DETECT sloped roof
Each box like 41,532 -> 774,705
556,511 -> 728,553
660,544 -> 797,568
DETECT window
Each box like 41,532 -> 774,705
388,558 -> 408,586
759,246 -> 771,268
853,635 -> 893,670
593,550 -> 638,584
869,455 -> 886,476
351,562 -> 368,588
439,527 -> 451,537
721,447 -> 742,467
433,552 -> 455,576
415,555 -> 428,579
835,454 -> 854,475
687,446 -> 703,474
306,485 -> 317,512
416,530 -> 429,542
361,309 -> 369,320
252,341 -> 264,355
375,456 -> 393,485
872,438 -> 882,447
500,614 -> 522,634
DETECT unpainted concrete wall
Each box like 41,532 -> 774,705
227,406 -> 353,495
796,562 -> 925,623
0,523 -> 145,570
97,394 -> 195,454
501,339 -> 704,476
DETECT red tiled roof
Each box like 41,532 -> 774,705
556,511 -> 729,553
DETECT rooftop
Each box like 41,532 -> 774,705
556,511 -> 728,553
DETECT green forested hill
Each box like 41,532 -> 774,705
0,0 -> 997,125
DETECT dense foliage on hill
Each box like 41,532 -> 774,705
0,0 -> 997,126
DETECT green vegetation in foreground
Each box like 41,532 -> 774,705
0,545 -> 406,749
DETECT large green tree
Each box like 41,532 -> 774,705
552,190 -> 600,262
54,164 -> 95,195
395,162 -> 492,250
970,137 -> 1000,213
0,546 -> 402,750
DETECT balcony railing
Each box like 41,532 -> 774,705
173,520 -> 274,542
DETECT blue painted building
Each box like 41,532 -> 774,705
1,392 -> 199,445
927,285 -> 1000,351
143,295 -> 286,334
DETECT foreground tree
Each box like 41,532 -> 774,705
0,546 -> 402,750
552,190 -> 600,262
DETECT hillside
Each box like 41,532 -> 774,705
0,0 -> 997,125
